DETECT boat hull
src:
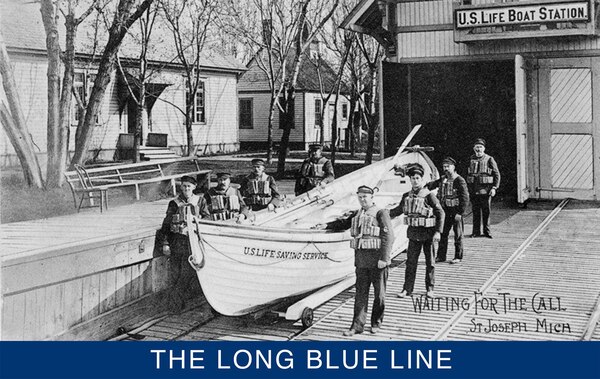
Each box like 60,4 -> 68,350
187,151 -> 437,316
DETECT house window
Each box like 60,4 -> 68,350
239,98 -> 253,129
71,71 -> 99,125
279,96 -> 295,129
314,98 -> 322,128
342,103 -> 348,121
187,80 -> 206,123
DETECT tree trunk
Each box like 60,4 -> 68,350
365,65 -> 378,165
40,0 -> 62,187
348,95 -> 357,157
70,0 -> 154,167
185,98 -> 195,156
134,81 -> 145,162
266,95 -> 276,164
0,36 -> 44,187
276,90 -> 294,177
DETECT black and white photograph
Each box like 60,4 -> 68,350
1,0 -> 599,370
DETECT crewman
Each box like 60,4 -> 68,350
324,185 -> 394,336
467,138 -> 500,238
295,143 -> 335,195
390,163 -> 444,298
161,175 -> 210,310
239,158 -> 282,212
427,157 -> 469,264
204,172 -> 251,222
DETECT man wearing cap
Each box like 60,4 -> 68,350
426,157 -> 469,264
240,158 -> 282,212
161,175 -> 210,310
467,138 -> 500,238
390,163 -> 444,298
324,185 -> 394,336
204,172 -> 251,222
295,144 -> 335,195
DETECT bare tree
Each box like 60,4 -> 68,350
116,2 -> 159,162
221,0 -> 338,173
160,0 -> 218,156
0,33 -> 44,188
70,0 -> 155,167
40,0 -> 99,187
356,33 -> 383,165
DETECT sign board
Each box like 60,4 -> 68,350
455,1 -> 589,29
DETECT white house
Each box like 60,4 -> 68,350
0,0 -> 246,168
238,52 -> 351,151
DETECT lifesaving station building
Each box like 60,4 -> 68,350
343,0 -> 600,202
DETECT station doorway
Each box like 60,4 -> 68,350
382,61 -> 517,198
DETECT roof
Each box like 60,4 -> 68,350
339,0 -> 380,33
239,50 -> 349,94
0,0 -> 246,73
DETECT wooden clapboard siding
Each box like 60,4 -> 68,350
398,0 -> 451,27
0,200 -> 175,340
0,54 -> 48,157
238,92 -> 306,143
551,134 -> 594,189
303,92 -> 350,145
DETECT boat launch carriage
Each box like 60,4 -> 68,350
186,146 -> 438,325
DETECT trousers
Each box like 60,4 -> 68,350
351,267 -> 388,332
437,211 -> 464,261
471,194 -> 491,235
403,239 -> 435,294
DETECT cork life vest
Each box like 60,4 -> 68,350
438,177 -> 460,208
244,174 -> 272,206
467,155 -> 494,185
403,188 -> 436,228
170,195 -> 201,235
208,188 -> 241,221
302,157 -> 328,187
349,206 -> 382,250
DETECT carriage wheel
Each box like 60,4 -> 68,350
301,307 -> 314,328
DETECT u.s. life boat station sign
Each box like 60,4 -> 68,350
453,0 -> 598,42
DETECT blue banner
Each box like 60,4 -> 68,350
1,341 -> 599,379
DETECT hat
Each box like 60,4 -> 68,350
406,163 -> 425,177
309,143 -> 322,151
216,172 -> 232,179
473,138 -> 486,147
251,158 -> 265,166
356,185 -> 374,195
442,157 -> 457,166
180,175 -> 197,185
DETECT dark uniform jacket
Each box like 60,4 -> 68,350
326,205 -> 394,268
390,188 -> 445,241
204,186 -> 250,219
295,156 -> 335,195
427,174 -> 469,215
239,172 -> 282,209
467,153 -> 501,196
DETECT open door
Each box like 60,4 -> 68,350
515,55 -> 530,204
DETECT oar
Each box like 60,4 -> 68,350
255,186 -> 334,226
392,123 -> 422,166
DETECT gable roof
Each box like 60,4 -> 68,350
0,0 -> 246,73
239,50 -> 348,94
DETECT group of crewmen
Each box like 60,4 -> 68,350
159,137 -> 500,332
160,143 -> 334,309
331,137 -> 500,337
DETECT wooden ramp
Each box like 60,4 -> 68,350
292,200 -> 600,341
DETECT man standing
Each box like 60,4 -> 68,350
467,138 -> 500,238
427,157 -> 469,264
204,172 -> 251,222
161,175 -> 210,310
295,144 -> 335,195
324,186 -> 394,336
240,158 -> 282,211
390,163 -> 444,298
